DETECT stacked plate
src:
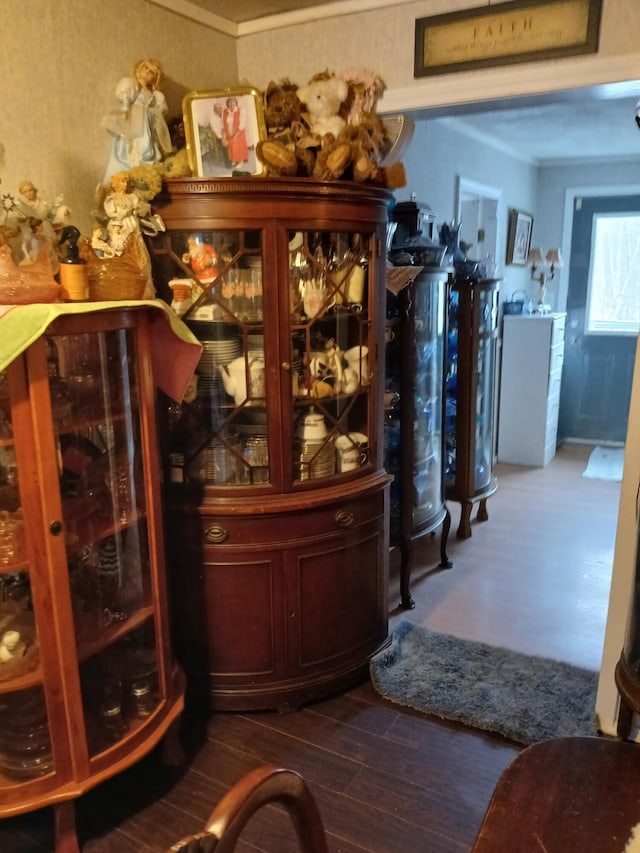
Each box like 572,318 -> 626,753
197,338 -> 241,376
295,437 -> 335,481
194,373 -> 224,403
247,334 -> 265,351
0,686 -> 53,780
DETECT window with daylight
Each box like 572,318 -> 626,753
586,212 -> 640,335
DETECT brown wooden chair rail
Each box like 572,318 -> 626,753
167,765 -> 328,853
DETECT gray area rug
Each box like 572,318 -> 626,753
370,621 -> 599,745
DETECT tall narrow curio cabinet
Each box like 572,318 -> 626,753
147,178 -> 391,712
0,304 -> 187,853
385,266 -> 452,610
445,276 -> 500,539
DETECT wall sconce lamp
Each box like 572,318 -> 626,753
528,247 -> 562,314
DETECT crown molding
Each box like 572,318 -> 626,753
147,0 -> 403,37
147,0 -> 238,35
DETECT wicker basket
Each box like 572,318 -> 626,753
80,237 -> 149,301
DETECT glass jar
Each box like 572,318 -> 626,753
99,699 -> 125,744
130,677 -> 157,718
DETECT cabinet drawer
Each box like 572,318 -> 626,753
200,491 -> 385,547
549,342 -> 565,376
551,315 -> 566,346
547,369 -> 562,402
546,387 -> 560,432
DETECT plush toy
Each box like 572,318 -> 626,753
340,68 -> 387,127
161,117 -> 192,178
255,69 -> 406,189
313,117 -> 406,189
256,79 -> 315,177
161,148 -> 192,178
297,71 -> 349,143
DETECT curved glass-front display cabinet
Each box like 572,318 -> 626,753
0,306 -> 185,853
445,276 -> 500,539
385,266 -> 452,609
147,178 -> 391,712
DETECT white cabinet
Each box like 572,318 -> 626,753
497,313 -> 566,466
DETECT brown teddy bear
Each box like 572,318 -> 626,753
256,71 -> 406,189
313,116 -> 406,189
256,80 -> 315,177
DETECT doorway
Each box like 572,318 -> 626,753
455,176 -> 501,272
399,91 -> 637,703
559,191 -> 640,444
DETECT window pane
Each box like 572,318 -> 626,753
586,213 -> 640,335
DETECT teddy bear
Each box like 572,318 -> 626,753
297,71 -> 349,144
255,79 -> 315,177
313,115 -> 406,189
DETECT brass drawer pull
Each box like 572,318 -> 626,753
204,523 -> 229,544
335,510 -> 354,528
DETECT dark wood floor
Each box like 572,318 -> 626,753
1,444 -> 620,852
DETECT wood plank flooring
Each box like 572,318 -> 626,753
1,444 -> 619,852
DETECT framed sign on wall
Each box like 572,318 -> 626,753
414,0 -> 603,78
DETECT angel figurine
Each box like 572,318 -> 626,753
102,58 -> 173,185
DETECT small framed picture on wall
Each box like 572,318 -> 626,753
506,209 -> 533,266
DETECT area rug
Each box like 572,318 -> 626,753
370,621 -> 599,745
582,445 -> 624,482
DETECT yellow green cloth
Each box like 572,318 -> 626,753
0,299 -> 202,402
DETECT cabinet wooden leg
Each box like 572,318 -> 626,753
398,539 -> 415,610
457,502 -> 473,539
476,498 -> 489,523
161,715 -> 186,767
617,699 -> 634,739
439,507 -> 453,569
54,800 -> 80,853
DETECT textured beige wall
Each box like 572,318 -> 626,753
1,0 -> 237,234
2,0 -> 638,237
236,0 -> 640,98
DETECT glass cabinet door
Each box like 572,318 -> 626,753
289,229 -> 372,484
153,228 -> 269,487
444,287 -> 460,488
445,278 -> 499,494
473,286 -> 499,491
152,225 -> 376,489
0,368 -> 53,782
412,273 -> 446,524
47,329 -> 162,759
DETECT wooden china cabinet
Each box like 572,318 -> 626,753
445,276 -> 500,539
147,177 -> 391,712
0,304 -> 189,853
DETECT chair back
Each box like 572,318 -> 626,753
167,765 -> 328,853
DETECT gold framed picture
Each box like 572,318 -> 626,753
506,209 -> 534,266
182,87 -> 267,178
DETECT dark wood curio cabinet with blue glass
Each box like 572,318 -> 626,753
445,276 -> 500,539
385,266 -> 453,609
0,306 -> 185,853
147,177 -> 391,712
